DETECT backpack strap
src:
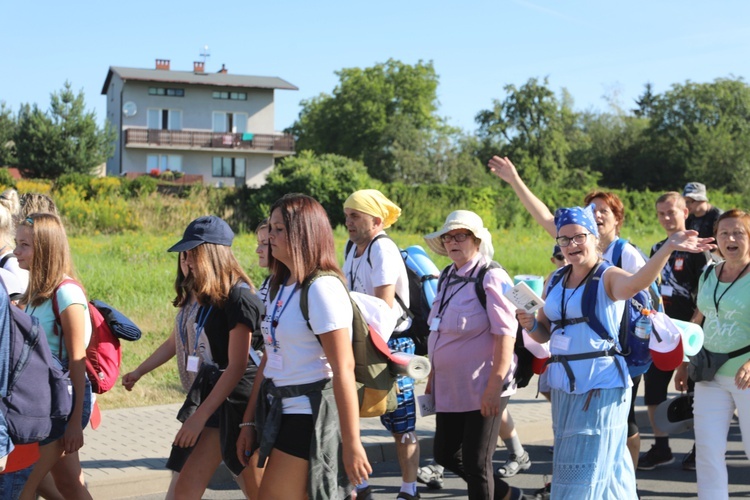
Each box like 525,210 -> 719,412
702,262 -> 718,283
51,278 -> 85,358
611,238 -> 628,269
0,253 -> 12,269
546,264 -> 570,298
547,262 -> 610,340
299,270 -> 341,332
436,260 -> 503,310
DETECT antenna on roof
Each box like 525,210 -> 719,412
200,45 -> 211,65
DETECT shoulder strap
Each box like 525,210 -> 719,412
345,240 -> 354,260
702,262 -> 718,283
436,264 -> 453,295
474,261 -> 503,310
0,253 -> 12,269
611,238 -> 628,269
546,264 -> 570,297
365,233 -> 391,267
51,278 -> 84,327
579,262 -> 612,341
299,270 -> 341,331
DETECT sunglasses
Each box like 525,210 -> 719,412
553,254 -> 565,261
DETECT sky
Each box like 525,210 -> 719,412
2,1 -> 749,134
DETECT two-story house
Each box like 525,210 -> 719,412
102,60 -> 297,186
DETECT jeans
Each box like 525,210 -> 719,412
694,375 -> 750,500
433,398 -> 507,500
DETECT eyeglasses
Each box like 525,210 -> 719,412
555,233 -> 590,248
440,232 -> 472,243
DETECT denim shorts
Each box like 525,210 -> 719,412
41,356 -> 92,446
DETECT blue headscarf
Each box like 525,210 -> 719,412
554,204 -> 599,237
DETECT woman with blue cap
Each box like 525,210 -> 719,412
517,205 -> 714,499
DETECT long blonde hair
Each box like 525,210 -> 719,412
18,213 -> 78,307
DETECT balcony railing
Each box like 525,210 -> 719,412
125,129 -> 295,153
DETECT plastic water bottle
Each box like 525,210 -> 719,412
634,309 -> 652,340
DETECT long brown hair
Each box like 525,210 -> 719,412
268,194 -> 343,294
18,212 -> 78,307
172,252 -> 194,307
188,242 -> 253,308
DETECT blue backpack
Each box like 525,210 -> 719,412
547,258 -> 662,378
0,285 -> 73,444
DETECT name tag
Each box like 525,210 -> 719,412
674,258 -> 684,271
551,334 -> 571,352
430,317 -> 441,331
187,355 -> 200,373
267,352 -> 283,370
661,285 -> 674,297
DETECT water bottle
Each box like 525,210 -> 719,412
634,309 -> 652,340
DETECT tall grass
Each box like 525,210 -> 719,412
78,222 -> 665,410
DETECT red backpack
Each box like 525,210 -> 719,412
52,279 -> 122,394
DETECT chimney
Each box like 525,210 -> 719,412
155,59 -> 170,70
193,61 -> 205,74
218,64 -> 228,74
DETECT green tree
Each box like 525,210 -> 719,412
0,102 -> 16,166
475,77 -> 596,188
254,151 -> 376,227
289,59 -> 441,182
15,82 -> 115,178
645,77 -> 750,192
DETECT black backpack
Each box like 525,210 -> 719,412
0,280 -> 73,444
436,262 -> 535,388
345,235 -> 437,355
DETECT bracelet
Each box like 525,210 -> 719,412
238,422 -> 256,429
529,318 -> 538,333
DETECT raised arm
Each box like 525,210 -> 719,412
605,230 -> 716,301
488,156 -> 556,238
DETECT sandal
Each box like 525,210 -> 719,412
497,451 -> 531,478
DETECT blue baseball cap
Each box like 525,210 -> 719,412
168,215 -> 234,252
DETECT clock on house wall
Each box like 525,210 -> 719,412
122,101 -> 137,117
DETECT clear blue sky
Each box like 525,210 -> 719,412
2,0 -> 748,134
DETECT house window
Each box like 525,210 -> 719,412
212,91 -> 247,100
148,87 -> 185,97
147,109 -> 182,130
212,112 -> 247,133
147,154 -> 183,172
212,157 -> 246,178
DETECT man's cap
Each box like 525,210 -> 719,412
654,394 -> 694,434
552,245 -> 563,258
168,215 -> 234,252
683,182 -> 708,202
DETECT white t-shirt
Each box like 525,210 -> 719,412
0,251 -> 29,294
602,240 -> 646,274
261,276 -> 352,414
343,232 -> 411,332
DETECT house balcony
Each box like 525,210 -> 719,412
124,128 -> 295,155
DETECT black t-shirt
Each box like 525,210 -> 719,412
199,283 -> 264,370
650,240 -> 709,321
686,206 -> 723,239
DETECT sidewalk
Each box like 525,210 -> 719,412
80,380 -> 641,499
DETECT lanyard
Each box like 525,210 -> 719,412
559,264 -> 597,335
436,262 -> 481,317
269,284 -> 298,352
713,261 -> 750,313
194,305 -> 213,355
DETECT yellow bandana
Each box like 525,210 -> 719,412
344,190 -> 401,229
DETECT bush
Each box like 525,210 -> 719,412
125,175 -> 159,198
56,173 -> 94,196
0,168 -> 16,189
16,179 -> 53,195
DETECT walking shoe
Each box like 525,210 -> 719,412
497,451 -> 532,478
532,482 -> 551,500
416,463 -> 444,489
396,492 -> 420,500
682,445 -> 696,471
637,445 -> 674,470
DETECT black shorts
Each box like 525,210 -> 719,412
627,375 -> 641,437
643,364 -> 695,406
274,414 -> 313,460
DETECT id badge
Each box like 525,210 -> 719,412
551,334 -> 571,352
430,317 -> 441,331
674,257 -> 684,271
267,352 -> 283,370
187,355 -> 200,373
661,285 -> 674,297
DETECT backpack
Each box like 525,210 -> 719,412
612,238 -> 663,312
0,284 -> 73,444
52,279 -> 140,394
547,260 -> 661,376
436,261 -> 536,387
345,236 -> 439,355
299,270 -> 398,418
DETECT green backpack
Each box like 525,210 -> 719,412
299,270 -> 398,418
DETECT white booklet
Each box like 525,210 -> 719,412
504,281 -> 545,313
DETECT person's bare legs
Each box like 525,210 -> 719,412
627,432 -> 640,470
238,450 -> 264,500
173,428 -> 222,500
257,448 -> 309,500
393,432 -> 420,483
49,452 -> 91,500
